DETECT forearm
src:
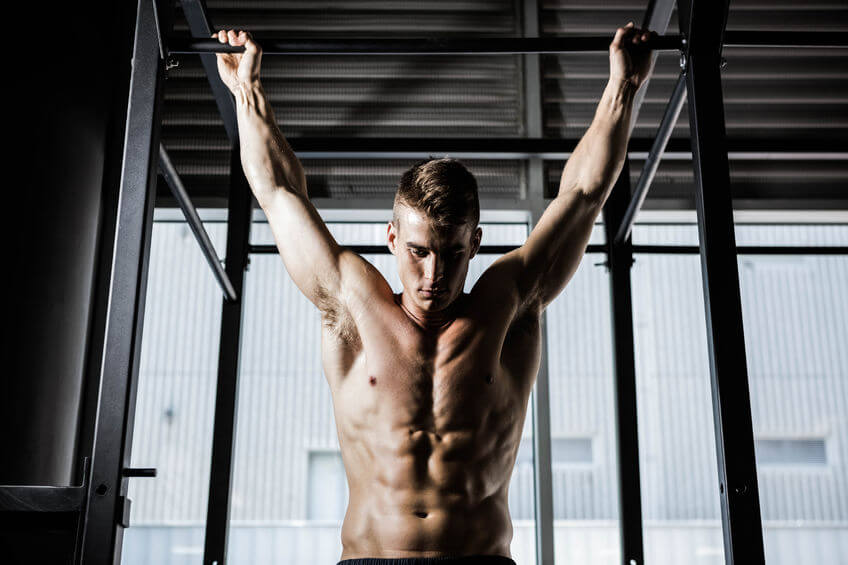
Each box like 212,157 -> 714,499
233,81 -> 307,204
558,78 -> 638,204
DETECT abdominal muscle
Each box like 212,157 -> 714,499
337,423 -> 517,560
321,290 -> 536,561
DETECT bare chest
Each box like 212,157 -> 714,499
321,299 -> 542,434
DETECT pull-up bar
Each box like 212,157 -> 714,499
167,35 -> 685,56
166,31 -> 848,57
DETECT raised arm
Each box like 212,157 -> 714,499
214,30 -> 390,315
482,23 -> 657,317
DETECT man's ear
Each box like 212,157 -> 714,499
470,226 -> 482,258
387,221 -> 397,254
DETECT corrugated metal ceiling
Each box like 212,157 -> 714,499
157,0 -> 848,210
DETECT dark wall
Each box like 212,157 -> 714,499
1,0 -> 135,561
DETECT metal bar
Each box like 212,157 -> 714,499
203,148 -> 253,565
528,207 -> 556,565
630,0 -> 678,132
180,0 -> 238,142
632,245 -> 848,255
603,159 -> 645,565
158,144 -> 237,301
80,0 -> 169,562
168,35 -> 684,56
271,136 -> 848,160
723,30 -> 848,49
0,486 -> 86,513
682,0 -> 766,562
519,3 -> 555,560
248,244 -> 528,255
249,243 -> 848,256
615,72 -> 688,245
249,243 -> 610,255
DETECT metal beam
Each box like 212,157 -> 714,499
179,0 -> 238,142
203,148 -> 253,565
603,159 -> 646,565
632,245 -> 848,255
272,136 -> 848,160
158,144 -> 237,301
615,72 -> 687,245
681,0 -> 766,562
169,35 -> 684,56
80,0 -> 169,561
723,30 -> 848,49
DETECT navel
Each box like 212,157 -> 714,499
369,375 -> 377,386
414,511 -> 428,519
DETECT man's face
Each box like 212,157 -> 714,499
388,205 -> 482,311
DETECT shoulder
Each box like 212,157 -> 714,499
468,249 -> 541,328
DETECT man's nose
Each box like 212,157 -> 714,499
424,254 -> 444,281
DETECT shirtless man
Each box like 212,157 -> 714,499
213,22 -> 656,565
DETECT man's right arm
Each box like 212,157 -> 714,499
216,30 -> 390,313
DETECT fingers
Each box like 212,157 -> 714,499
212,29 -> 256,49
611,21 -> 655,49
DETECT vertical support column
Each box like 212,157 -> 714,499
80,0 -> 169,562
521,1 -> 555,563
203,148 -> 253,565
680,1 -> 765,563
602,160 -> 645,565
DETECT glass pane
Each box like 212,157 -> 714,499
631,253 -> 725,564
229,222 -> 536,564
632,224 -> 699,246
735,224 -> 848,247
121,219 -> 228,565
547,253 -> 620,565
756,439 -> 827,466
739,253 -> 848,564
633,223 -> 848,248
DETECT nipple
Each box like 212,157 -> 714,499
369,376 -> 377,386
485,373 -> 494,384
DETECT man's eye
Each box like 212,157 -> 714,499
412,249 -> 427,257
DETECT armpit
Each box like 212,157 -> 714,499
315,282 -> 362,349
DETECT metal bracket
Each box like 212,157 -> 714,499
117,496 -> 132,528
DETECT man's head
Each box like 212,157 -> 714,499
388,158 -> 482,312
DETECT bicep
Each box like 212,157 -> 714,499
516,189 -> 601,310
262,189 -> 393,314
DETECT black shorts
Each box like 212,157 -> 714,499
336,555 -> 517,565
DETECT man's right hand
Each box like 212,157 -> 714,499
213,29 -> 263,94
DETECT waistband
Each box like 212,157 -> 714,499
337,555 -> 517,565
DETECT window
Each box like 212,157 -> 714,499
551,438 -> 593,466
307,451 -> 348,520
756,439 -> 827,467
121,216 -> 228,565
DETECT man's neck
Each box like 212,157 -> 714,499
395,291 -> 465,331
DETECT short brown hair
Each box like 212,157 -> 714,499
393,157 -> 480,232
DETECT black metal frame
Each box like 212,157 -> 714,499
681,1 -> 766,562
169,35 -> 683,55
159,144 -> 237,301
65,0 -> 848,563
80,0 -> 171,562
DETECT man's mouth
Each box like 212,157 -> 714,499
420,288 -> 444,295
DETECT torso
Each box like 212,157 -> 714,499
321,285 -> 541,561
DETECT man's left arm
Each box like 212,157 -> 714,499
508,22 -> 657,314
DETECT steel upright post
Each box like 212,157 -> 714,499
203,149 -> 253,565
603,159 -> 645,565
80,0 -> 170,562
679,0 -> 766,562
